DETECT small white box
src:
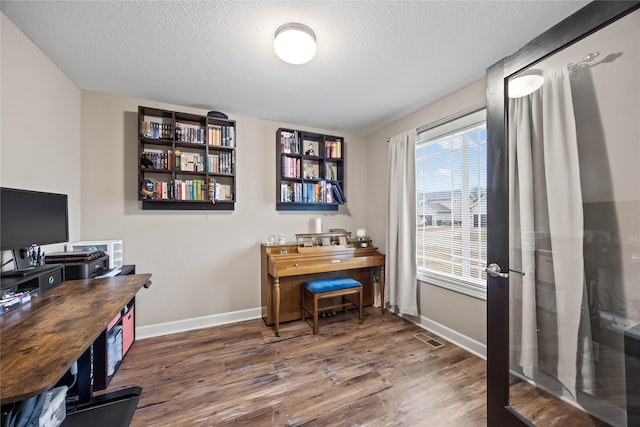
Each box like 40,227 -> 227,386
66,240 -> 123,269
39,385 -> 67,427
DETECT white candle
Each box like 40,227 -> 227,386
314,218 -> 322,234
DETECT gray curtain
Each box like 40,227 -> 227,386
386,130 -> 418,316
508,67 -> 594,398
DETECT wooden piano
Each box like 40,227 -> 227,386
261,241 -> 385,336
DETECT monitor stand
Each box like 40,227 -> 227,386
1,269 -> 30,278
11,248 -> 36,273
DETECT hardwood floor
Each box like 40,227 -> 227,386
106,308 -> 487,426
105,308 -> 611,426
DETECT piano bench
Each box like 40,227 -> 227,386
301,277 -> 363,335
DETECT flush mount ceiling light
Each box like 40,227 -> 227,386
508,70 -> 545,98
273,23 -> 316,65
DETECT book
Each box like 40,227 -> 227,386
326,183 -> 333,203
208,125 -> 222,146
332,183 -> 346,204
224,126 -> 235,147
325,139 -> 342,158
325,163 -> 338,181
208,177 -> 215,202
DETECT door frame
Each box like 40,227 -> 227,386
485,1 -> 640,425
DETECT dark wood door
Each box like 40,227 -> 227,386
485,2 -> 640,425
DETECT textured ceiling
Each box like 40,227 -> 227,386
1,1 -> 589,136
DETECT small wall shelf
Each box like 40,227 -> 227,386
276,128 -> 346,211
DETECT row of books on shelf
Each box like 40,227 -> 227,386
176,123 -> 205,144
142,151 -> 205,172
142,178 -> 233,202
282,155 -> 301,178
142,151 -> 233,174
280,131 -> 342,159
280,130 -> 302,154
141,120 -> 206,144
140,120 -> 235,147
208,152 -> 233,174
324,140 -> 342,159
141,121 -> 173,139
208,125 -> 235,147
282,157 -> 337,181
280,181 -> 346,204
142,151 -> 173,170
283,156 -> 322,180
179,153 -> 205,172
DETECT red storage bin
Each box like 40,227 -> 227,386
122,306 -> 135,356
107,312 -> 121,332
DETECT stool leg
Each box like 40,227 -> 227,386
313,295 -> 319,335
301,289 -> 305,322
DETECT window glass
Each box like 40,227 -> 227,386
416,109 -> 487,297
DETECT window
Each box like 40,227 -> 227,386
416,109 -> 487,299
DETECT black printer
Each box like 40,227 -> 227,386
45,250 -> 110,279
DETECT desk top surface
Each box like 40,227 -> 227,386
0,273 -> 151,404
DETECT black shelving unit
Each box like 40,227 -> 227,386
138,106 -> 236,211
276,128 -> 345,211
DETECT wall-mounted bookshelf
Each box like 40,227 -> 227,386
276,128 -> 345,211
138,106 -> 236,210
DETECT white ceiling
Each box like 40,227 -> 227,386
1,1 -> 589,136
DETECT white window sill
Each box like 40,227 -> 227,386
417,270 -> 487,301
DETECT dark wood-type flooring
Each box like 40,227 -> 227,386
105,307 -> 609,426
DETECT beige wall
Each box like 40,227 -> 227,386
0,13 -> 82,257
80,92 -> 368,327
365,80 -> 488,346
2,10 -> 486,348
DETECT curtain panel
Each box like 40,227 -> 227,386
508,67 -> 594,397
386,130 -> 418,316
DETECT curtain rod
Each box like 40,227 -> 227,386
386,102 -> 486,142
567,51 -> 599,72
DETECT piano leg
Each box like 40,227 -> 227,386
274,276 -> 281,337
380,265 -> 386,314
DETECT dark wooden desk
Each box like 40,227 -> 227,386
261,243 -> 385,336
0,274 -> 151,404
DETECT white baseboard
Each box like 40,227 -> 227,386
406,314 -> 486,359
136,308 -> 487,361
136,307 -> 262,340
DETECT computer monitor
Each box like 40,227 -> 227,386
1,187 -> 69,272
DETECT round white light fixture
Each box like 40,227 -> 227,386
274,23 -> 316,65
508,71 -> 545,98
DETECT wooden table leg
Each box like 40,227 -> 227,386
274,276 -> 281,337
379,265 -> 385,314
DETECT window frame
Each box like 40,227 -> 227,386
415,107 -> 487,301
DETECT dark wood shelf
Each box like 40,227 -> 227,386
139,168 -> 172,174
142,200 -> 234,211
276,202 -> 339,211
138,106 -> 236,210
276,128 -> 345,211
174,170 -> 207,176
174,141 -> 207,150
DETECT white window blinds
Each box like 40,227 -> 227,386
416,109 -> 487,294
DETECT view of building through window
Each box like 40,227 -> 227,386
416,114 -> 487,288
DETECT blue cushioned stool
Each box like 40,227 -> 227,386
301,277 -> 363,334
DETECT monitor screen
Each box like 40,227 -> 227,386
1,187 -> 69,250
